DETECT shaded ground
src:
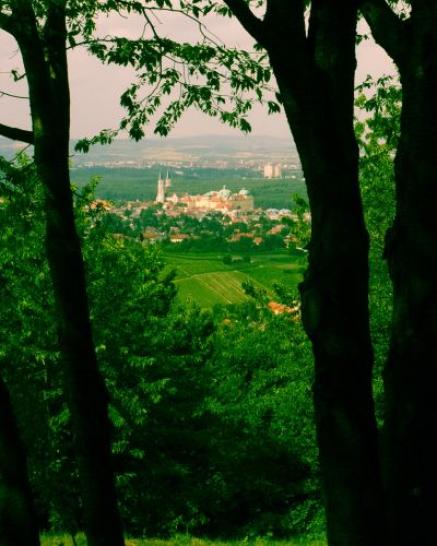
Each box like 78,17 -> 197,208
41,536 -> 326,546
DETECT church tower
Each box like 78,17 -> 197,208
165,170 -> 171,189
155,172 -> 165,203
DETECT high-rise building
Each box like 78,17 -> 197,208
273,164 -> 282,178
263,163 -> 274,178
264,163 -> 282,178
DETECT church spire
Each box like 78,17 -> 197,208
155,171 -> 165,203
165,170 -> 171,189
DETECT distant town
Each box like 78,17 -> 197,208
0,134 -> 308,249
92,169 -> 309,252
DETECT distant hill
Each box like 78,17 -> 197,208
0,138 -> 29,160
1,134 -> 298,166
70,134 -> 299,167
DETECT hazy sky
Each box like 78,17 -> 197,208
0,10 -> 395,141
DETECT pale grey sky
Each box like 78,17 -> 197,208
0,11 -> 395,141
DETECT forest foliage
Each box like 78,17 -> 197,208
0,73 -> 396,536
0,157 -> 321,539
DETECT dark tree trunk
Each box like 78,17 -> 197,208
382,26 -> 437,546
359,3 -> 437,542
0,375 -> 40,546
264,3 -> 387,544
11,4 -> 125,546
300,156 -> 385,546
225,0 -> 387,541
286,103 -> 386,546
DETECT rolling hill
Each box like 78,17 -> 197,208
163,250 -> 304,308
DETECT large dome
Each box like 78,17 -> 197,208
218,185 -> 232,199
239,188 -> 249,196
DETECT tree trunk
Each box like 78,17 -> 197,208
382,46 -> 437,546
13,6 -> 125,546
265,3 -> 387,543
37,128 -> 125,546
0,375 -> 40,546
296,133 -> 386,546
301,157 -> 386,546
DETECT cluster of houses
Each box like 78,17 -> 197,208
138,220 -> 299,248
89,173 -> 308,248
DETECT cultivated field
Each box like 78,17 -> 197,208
163,250 -> 304,307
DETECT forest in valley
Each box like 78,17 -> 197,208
0,2 -> 436,546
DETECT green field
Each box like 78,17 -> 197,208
163,250 -> 304,307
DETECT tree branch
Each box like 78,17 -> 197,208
411,0 -> 437,17
44,0 -> 67,39
0,123 -> 34,144
0,89 -> 28,99
360,0 -> 407,65
263,0 -> 307,52
0,10 -> 16,36
223,0 -> 266,45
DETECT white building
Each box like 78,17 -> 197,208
263,163 -> 274,178
273,164 -> 282,178
263,163 -> 282,179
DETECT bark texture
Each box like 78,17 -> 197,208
362,3 -> 437,544
225,1 -> 387,544
6,4 -> 125,546
0,375 -> 40,546
270,15 -> 385,546
383,16 -> 437,546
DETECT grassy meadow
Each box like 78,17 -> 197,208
163,250 -> 304,307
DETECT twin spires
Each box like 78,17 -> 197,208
155,170 -> 171,204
